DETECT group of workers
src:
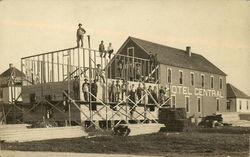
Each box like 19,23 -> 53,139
73,75 -> 169,106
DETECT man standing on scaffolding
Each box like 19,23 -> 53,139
95,64 -> 105,83
76,23 -> 86,47
73,76 -> 80,100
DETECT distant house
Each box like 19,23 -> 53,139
0,64 -> 25,124
226,83 -> 250,113
0,64 -> 24,103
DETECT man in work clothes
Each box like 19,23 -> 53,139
107,43 -> 114,59
114,80 -> 121,102
91,79 -> 98,101
136,83 -> 143,103
109,81 -> 115,102
76,23 -> 86,47
117,58 -> 124,78
73,76 -> 80,100
82,79 -> 89,102
95,64 -> 105,83
99,41 -> 106,58
159,86 -> 165,104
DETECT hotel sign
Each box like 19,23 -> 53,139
170,85 -> 223,98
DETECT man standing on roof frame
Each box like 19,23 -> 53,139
76,23 -> 86,47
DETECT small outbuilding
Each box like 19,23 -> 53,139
0,63 -> 24,124
226,83 -> 250,113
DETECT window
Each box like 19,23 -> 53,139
185,96 -> 190,112
127,47 -> 134,56
197,97 -> 201,113
227,101 -> 231,110
171,95 -> 176,108
179,70 -> 183,85
210,76 -> 214,88
219,77 -> 223,89
190,72 -> 194,86
167,68 -> 172,84
247,101 -> 249,110
239,100 -> 242,110
216,99 -> 220,112
201,74 -> 205,88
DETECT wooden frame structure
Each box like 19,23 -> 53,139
19,35 -> 169,130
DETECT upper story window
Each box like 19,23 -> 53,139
247,101 -> 249,110
210,76 -> 214,89
219,77 -> 223,89
179,70 -> 183,85
201,74 -> 205,88
167,68 -> 172,84
127,47 -> 134,56
190,72 -> 194,86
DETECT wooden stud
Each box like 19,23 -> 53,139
62,51 -> 64,80
42,55 -> 45,83
78,48 -> 80,76
67,50 -> 71,126
94,50 -> 96,78
105,58 -> 108,129
51,53 -> 54,82
47,54 -> 49,82
83,48 -> 85,70
57,52 -> 59,82
73,49 -> 75,76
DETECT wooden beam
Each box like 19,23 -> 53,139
21,47 -> 77,60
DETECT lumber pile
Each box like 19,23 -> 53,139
0,125 -> 87,142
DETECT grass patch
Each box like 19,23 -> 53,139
1,132 -> 249,156
196,126 -> 250,134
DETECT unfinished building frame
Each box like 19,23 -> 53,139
19,36 -> 170,129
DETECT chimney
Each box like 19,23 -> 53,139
9,63 -> 13,68
186,46 -> 191,57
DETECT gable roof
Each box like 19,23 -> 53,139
227,83 -> 250,99
129,36 -> 226,76
0,67 -> 25,78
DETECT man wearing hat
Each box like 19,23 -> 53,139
76,23 -> 86,47
95,64 -> 105,83
73,76 -> 80,100
82,78 -> 89,102
99,40 -> 106,58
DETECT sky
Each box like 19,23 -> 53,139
0,0 -> 250,95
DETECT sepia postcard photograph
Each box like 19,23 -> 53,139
0,0 -> 250,156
